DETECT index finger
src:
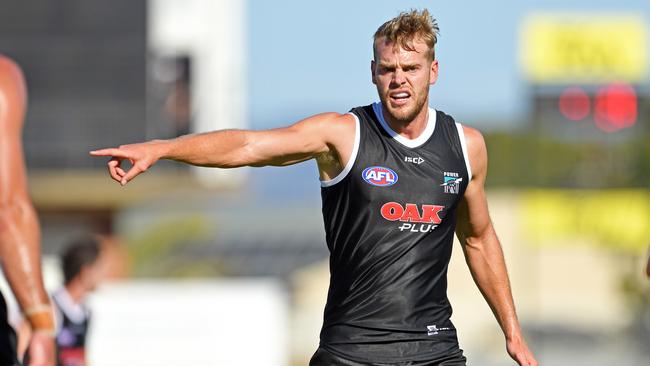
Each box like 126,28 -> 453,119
90,148 -> 130,158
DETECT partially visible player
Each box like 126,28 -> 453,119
0,56 -> 56,365
16,236 -> 105,366
52,235 -> 103,366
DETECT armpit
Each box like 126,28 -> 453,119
315,150 -> 341,168
316,150 -> 344,181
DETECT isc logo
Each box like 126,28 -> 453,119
362,166 -> 398,187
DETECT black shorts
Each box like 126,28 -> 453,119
0,292 -> 20,366
309,347 -> 467,366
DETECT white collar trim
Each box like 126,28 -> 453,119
372,102 -> 436,148
53,288 -> 87,323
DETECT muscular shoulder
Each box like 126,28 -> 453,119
304,112 -> 355,133
293,112 -> 356,147
460,124 -> 487,179
300,112 -> 356,173
322,113 -> 356,156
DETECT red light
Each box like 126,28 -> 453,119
559,86 -> 590,121
594,83 -> 637,133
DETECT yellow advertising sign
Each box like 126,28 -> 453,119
521,14 -> 647,83
521,190 -> 650,253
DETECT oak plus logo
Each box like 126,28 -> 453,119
362,166 -> 398,187
441,171 -> 462,194
380,202 -> 445,233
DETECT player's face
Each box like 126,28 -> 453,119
371,37 -> 438,124
80,258 -> 105,293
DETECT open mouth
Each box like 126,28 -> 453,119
389,91 -> 411,105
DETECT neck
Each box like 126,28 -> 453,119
64,280 -> 86,304
382,102 -> 430,140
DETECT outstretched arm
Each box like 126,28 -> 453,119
90,112 -> 356,185
455,126 -> 537,366
0,57 -> 55,365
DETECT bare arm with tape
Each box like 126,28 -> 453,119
0,55 -> 55,366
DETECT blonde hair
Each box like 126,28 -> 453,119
373,9 -> 440,61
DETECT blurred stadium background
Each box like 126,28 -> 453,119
0,0 -> 649,365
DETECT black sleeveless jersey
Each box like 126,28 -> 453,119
52,290 -> 90,366
319,102 -> 472,363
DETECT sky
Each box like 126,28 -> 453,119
247,0 -> 650,130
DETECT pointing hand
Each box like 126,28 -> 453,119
90,141 -> 164,186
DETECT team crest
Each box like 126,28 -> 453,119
441,172 -> 462,194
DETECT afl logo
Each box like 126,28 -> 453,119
362,166 -> 398,187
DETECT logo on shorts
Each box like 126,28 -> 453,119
362,166 -> 398,187
427,324 -> 451,336
441,172 -> 462,194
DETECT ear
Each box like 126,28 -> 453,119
429,60 -> 439,85
371,60 -> 377,85
78,266 -> 90,284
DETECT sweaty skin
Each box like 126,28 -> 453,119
0,56 -> 55,366
91,37 -> 537,366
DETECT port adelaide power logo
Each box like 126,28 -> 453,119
441,171 -> 462,194
362,166 -> 398,187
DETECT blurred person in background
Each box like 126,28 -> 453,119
52,235 -> 103,366
91,9 -> 537,366
17,235 -> 107,366
0,55 -> 56,366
